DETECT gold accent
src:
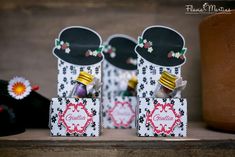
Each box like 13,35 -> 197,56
159,80 -> 175,90
160,78 -> 175,87
158,71 -> 177,91
128,76 -> 138,89
161,71 -> 177,81
76,71 -> 94,86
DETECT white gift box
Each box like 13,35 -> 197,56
50,98 -> 100,136
135,26 -> 188,137
102,58 -> 137,129
136,54 -> 187,136
102,35 -> 138,129
50,26 -> 104,137
137,98 -> 187,137
136,56 -> 187,136
102,96 -> 137,129
49,60 -> 102,136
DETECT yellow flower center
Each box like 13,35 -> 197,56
12,82 -> 26,96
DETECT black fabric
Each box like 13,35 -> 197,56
136,26 -> 185,66
53,27 -> 103,65
0,80 -> 50,136
0,104 -> 25,136
104,36 -> 137,70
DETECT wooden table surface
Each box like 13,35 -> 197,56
0,122 -> 235,157
0,122 -> 235,141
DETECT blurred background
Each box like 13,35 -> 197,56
0,0 -> 205,121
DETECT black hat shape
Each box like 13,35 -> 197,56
103,34 -> 137,70
0,79 -> 50,136
135,26 -> 187,67
0,103 -> 25,136
53,26 -> 104,66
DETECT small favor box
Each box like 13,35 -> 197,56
102,35 -> 138,128
50,26 -> 104,136
137,98 -> 187,137
102,96 -> 136,129
50,98 -> 100,136
55,27 -> 103,98
135,26 -> 188,137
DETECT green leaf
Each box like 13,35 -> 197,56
180,47 -> 187,55
138,36 -> 143,44
97,45 -> 103,53
55,39 -> 60,46
104,45 -> 109,49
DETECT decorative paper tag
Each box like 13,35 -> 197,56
102,96 -> 136,129
137,98 -> 187,137
58,103 -> 93,134
108,101 -> 135,128
146,103 -> 181,135
50,98 -> 100,136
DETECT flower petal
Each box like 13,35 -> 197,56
7,76 -> 32,100
65,48 -> 70,53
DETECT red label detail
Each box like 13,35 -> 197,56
108,101 -> 135,128
146,103 -> 181,135
58,103 -> 93,134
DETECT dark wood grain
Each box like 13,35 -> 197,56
0,123 -> 235,157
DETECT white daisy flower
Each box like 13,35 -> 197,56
93,50 -> 98,56
128,58 -> 137,65
8,77 -> 31,100
175,52 -> 181,58
148,47 -> 153,53
65,48 -> 70,53
104,45 -> 111,53
131,58 -> 137,65
56,45 -> 61,50
139,43 -> 144,48
110,52 -> 116,58
89,50 -> 93,55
